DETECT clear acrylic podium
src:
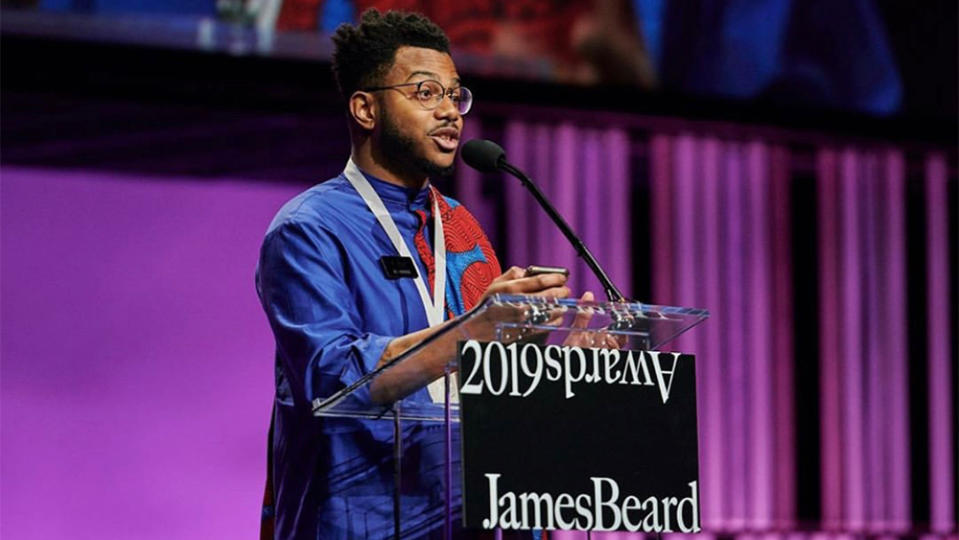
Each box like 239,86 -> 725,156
312,294 -> 708,539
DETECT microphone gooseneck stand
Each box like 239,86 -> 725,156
461,138 -> 626,303
459,140 -> 640,540
497,160 -> 626,303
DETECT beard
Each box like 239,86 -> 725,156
379,111 -> 456,179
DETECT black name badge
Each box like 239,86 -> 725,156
457,340 -> 701,533
379,256 -> 418,279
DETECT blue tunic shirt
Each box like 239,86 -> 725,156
256,171 -> 488,539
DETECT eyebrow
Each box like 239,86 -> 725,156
404,71 -> 463,85
405,70 -> 438,81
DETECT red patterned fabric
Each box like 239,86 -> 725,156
275,0 -> 588,68
413,187 -> 501,317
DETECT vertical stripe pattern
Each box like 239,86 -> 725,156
463,124 -> 954,538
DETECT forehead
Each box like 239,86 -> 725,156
386,46 -> 459,84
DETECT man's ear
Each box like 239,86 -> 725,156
349,91 -> 377,131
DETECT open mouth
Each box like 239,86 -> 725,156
429,127 -> 460,152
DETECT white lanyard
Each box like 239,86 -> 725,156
343,159 -> 446,326
343,160 -> 451,403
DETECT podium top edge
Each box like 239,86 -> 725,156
485,294 -> 710,319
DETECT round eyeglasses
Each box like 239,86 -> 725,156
362,80 -> 473,115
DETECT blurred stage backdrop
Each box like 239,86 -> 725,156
1,1 -> 956,539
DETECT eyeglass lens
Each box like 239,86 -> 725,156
416,81 -> 472,115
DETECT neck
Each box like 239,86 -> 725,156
351,142 -> 429,191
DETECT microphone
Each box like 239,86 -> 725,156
461,139 -> 506,172
461,139 -> 626,302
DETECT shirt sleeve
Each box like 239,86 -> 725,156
256,219 -> 393,406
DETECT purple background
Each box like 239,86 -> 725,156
1,114 -> 956,538
1,167 -> 303,539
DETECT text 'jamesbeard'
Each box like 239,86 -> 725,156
482,474 -> 700,532
458,340 -> 683,403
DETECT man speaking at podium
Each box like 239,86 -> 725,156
256,9 -> 571,539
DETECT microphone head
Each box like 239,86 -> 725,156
461,139 -> 506,173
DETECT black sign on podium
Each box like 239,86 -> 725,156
312,294 -> 708,539
458,340 -> 700,533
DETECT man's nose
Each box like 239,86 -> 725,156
434,92 -> 461,121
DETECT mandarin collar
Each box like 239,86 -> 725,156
361,171 -> 431,208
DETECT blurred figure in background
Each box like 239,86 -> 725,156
647,0 -> 902,114
273,0 -> 900,114
20,0 -> 901,113
275,0 -> 658,87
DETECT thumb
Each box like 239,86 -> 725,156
571,291 -> 595,329
501,266 -> 525,280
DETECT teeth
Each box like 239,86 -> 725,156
432,133 -> 458,148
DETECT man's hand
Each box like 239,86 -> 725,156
371,266 -> 570,403
480,266 -> 571,303
564,291 -> 626,349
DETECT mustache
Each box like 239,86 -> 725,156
428,124 -> 460,136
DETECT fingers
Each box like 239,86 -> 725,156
482,267 -> 570,306
494,266 -> 526,283
480,266 -> 531,304
570,291 -> 595,329
565,291 -> 594,347
524,285 -> 570,299
494,273 -> 568,295
594,331 -> 624,349
563,291 -> 628,349
564,330 -> 623,349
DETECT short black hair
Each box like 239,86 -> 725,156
331,9 -> 451,101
